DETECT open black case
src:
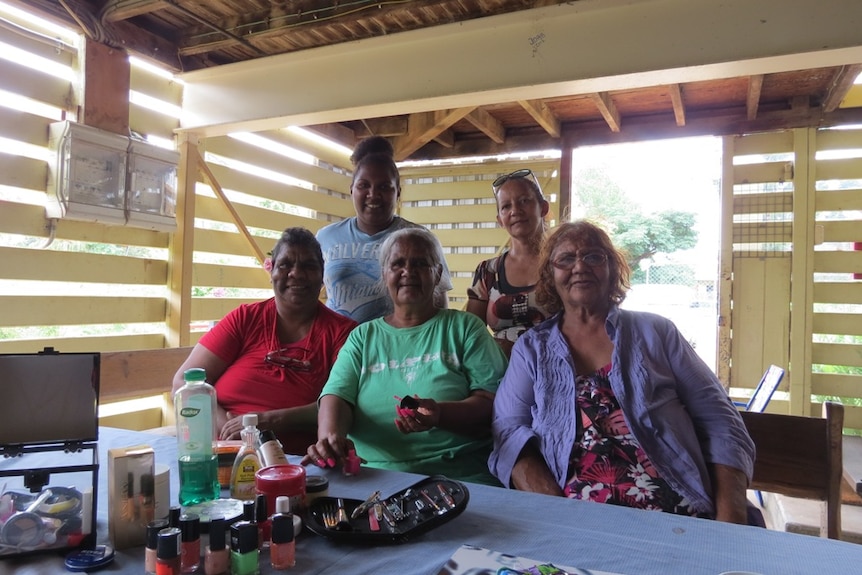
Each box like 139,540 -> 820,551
0,348 -> 99,558
305,475 -> 468,544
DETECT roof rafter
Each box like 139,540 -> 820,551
589,92 -> 621,133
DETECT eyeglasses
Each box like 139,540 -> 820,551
264,347 -> 312,371
551,251 -> 608,270
492,169 -> 544,196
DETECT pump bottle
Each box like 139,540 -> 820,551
258,429 -> 288,467
174,368 -> 219,506
229,414 -> 262,500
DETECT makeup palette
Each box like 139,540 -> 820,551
304,475 -> 468,544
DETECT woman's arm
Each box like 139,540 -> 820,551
219,402 -> 320,440
710,463 -> 749,524
301,394 -> 355,467
511,441 -> 564,496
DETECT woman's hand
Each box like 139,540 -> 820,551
301,433 -> 354,469
394,395 -> 440,434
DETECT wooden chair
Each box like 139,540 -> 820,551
741,401 -> 844,539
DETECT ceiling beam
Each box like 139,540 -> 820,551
179,0 -> 862,136
821,64 -> 862,112
746,74 -> 764,120
518,99 -> 561,138
354,117 -> 409,138
392,108 -> 475,160
668,84 -> 686,126
101,0 -> 170,22
465,108 -> 505,144
409,106 -> 862,160
433,129 -> 455,148
589,92 -> 621,132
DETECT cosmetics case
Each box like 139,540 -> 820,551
304,475 -> 469,544
0,348 -> 100,559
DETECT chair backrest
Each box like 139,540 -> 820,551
741,401 -> 844,539
745,364 -> 785,412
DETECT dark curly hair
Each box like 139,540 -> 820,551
350,136 -> 400,192
270,227 -> 324,269
535,220 -> 631,314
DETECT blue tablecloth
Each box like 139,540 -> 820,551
2,427 -> 862,575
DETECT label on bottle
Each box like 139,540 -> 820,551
178,394 -> 213,459
230,454 -> 260,500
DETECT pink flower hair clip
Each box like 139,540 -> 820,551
263,257 -> 273,272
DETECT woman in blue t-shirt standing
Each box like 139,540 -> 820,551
316,136 -> 451,323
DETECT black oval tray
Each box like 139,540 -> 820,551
304,475 -> 469,544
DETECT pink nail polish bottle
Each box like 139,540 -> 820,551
343,449 -> 361,476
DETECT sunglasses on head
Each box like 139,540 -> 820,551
491,169 -> 544,197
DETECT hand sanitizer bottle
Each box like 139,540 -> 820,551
174,368 -> 219,505
230,414 -> 262,500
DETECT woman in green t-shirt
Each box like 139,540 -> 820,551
302,227 -> 508,485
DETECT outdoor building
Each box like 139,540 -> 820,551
1,0 -> 861,438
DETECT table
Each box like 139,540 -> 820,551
3,427 -> 862,575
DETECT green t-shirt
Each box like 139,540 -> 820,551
321,309 -> 508,485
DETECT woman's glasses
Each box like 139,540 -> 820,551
264,347 -> 312,371
492,169 -> 543,196
551,251 -> 608,270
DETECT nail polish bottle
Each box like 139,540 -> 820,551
145,519 -> 169,575
156,527 -> 182,575
270,498 -> 295,570
254,493 -> 271,548
343,449 -> 361,476
230,521 -> 260,575
203,516 -> 229,575
179,513 -> 201,573
144,519 -> 168,575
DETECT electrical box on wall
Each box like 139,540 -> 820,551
46,121 -> 179,231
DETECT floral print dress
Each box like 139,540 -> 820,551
563,364 -> 699,517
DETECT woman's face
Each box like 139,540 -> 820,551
496,179 -> 547,240
351,162 -> 399,234
383,237 -> 441,310
550,238 -> 611,311
270,244 -> 324,309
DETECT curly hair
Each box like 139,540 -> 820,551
535,220 -> 631,314
270,227 -> 324,269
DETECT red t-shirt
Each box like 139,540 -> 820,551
199,298 -> 356,455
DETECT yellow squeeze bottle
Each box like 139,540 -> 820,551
229,414 -> 262,500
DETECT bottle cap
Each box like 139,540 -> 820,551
208,516 -> 226,551
255,494 -> 268,522
270,513 -> 294,544
230,521 -> 258,554
157,527 -> 181,559
259,429 -> 277,444
183,368 -> 206,382
305,475 -> 329,495
179,513 -> 200,542
146,519 -> 169,550
242,500 -> 255,521
168,506 -> 182,528
275,495 -> 290,514
242,413 -> 258,427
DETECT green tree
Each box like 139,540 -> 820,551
573,166 -> 698,270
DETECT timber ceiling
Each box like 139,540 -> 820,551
19,0 -> 862,161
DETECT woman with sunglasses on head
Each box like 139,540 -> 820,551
489,220 -> 762,526
171,228 -> 357,455
316,136 -> 453,323
466,168 -> 553,357
303,227 -> 508,485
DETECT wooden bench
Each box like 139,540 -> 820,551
98,347 -> 192,430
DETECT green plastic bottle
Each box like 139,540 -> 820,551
174,368 -> 219,505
